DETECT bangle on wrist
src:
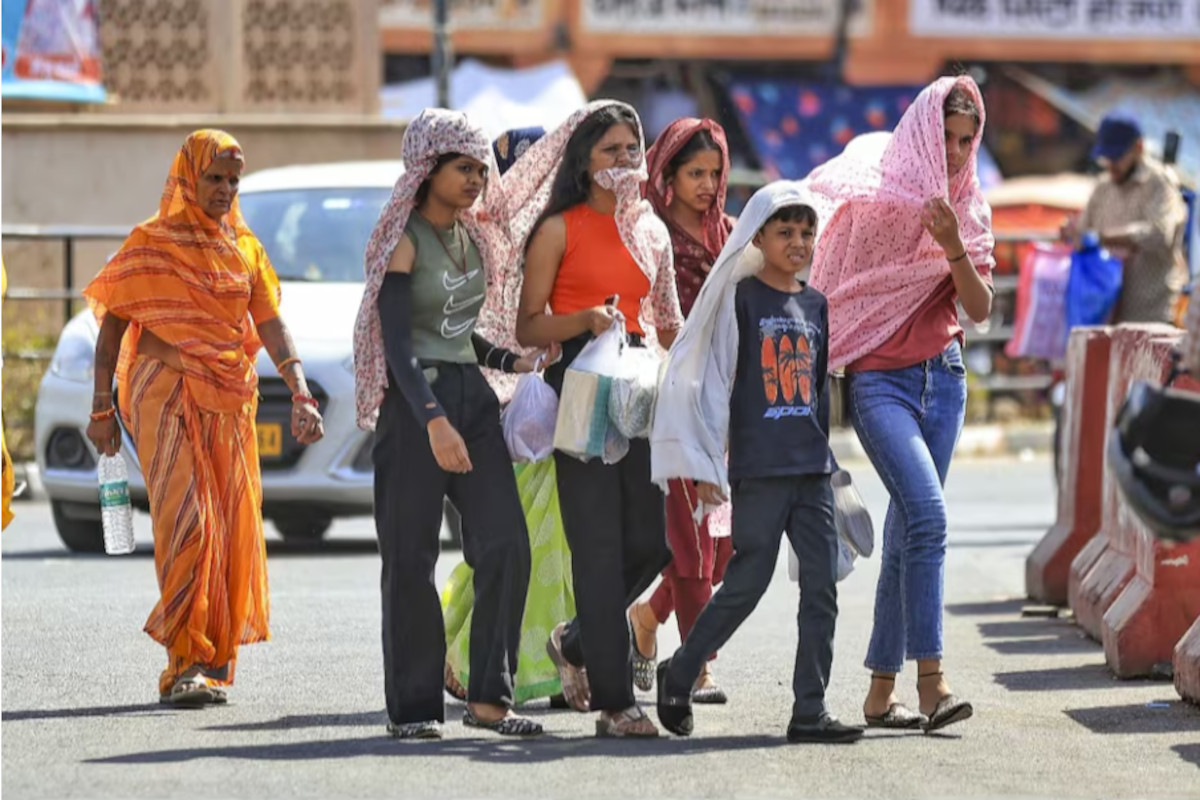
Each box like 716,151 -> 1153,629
292,393 -> 318,408
90,407 -> 117,422
276,356 -> 301,373
948,249 -> 969,263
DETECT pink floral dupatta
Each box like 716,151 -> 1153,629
806,76 -> 996,370
353,108 -> 508,430
474,99 -> 683,375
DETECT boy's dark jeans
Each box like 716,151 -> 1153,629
666,474 -> 838,722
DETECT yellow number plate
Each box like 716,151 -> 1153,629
257,423 -> 283,457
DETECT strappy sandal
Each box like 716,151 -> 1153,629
691,667 -> 728,705
918,671 -> 973,733
863,674 -> 923,729
444,663 -> 467,701
628,605 -> 658,692
159,674 -> 213,708
595,704 -> 659,738
463,708 -> 544,737
546,623 -> 590,712
208,686 -> 228,706
655,658 -> 693,736
387,720 -> 443,740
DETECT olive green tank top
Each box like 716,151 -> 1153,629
404,214 -> 486,364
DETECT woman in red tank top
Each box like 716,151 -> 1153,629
514,101 -> 684,738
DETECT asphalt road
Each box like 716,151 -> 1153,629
3,456 -> 1198,799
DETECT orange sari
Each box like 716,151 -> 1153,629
84,130 -> 281,694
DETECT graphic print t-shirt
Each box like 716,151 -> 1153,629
728,277 -> 833,481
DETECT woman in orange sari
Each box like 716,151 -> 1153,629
83,130 -> 324,706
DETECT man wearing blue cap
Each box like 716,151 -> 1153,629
1065,112 -> 1188,324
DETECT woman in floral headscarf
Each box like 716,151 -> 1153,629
83,130 -> 324,706
484,100 -> 684,738
354,108 -> 549,740
806,76 -> 995,733
628,117 -> 735,704
441,126 -> 578,708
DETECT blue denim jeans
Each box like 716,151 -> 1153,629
848,341 -> 967,673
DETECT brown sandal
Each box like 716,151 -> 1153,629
546,623 -> 590,712
596,704 -> 659,738
159,674 -> 212,708
444,663 -> 467,701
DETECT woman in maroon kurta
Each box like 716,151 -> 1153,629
630,117 -> 735,703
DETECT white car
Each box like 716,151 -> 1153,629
35,161 -> 415,552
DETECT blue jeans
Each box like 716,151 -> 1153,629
848,341 -> 967,674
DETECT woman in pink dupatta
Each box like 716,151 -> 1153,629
807,76 -> 995,734
628,117 -> 736,704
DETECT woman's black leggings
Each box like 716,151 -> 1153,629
548,335 -> 671,712
373,363 -> 530,725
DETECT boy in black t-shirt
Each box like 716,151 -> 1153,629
655,202 -> 863,744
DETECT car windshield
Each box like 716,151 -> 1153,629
238,187 -> 390,282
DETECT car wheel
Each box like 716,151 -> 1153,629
274,515 -> 333,542
51,500 -> 106,553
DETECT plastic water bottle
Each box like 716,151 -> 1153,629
97,454 -> 135,555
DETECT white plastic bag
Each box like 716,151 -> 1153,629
787,537 -> 857,583
608,346 -> 660,440
502,367 -> 558,463
553,321 -> 630,462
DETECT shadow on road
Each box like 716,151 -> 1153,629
971,614 -> 1100,657
202,711 -> 387,733
1065,702 -> 1200,735
993,663 -> 1160,692
944,599 -> 1025,617
2,703 -> 174,722
83,733 -> 846,765
1171,743 -> 1200,769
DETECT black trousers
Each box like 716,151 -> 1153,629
667,474 -> 838,722
555,439 -> 671,711
373,363 -> 530,725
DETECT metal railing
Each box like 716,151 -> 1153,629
2,224 -> 131,328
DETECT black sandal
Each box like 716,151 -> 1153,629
629,608 -> 657,692
463,708 -> 544,737
918,672 -> 973,733
864,674 -> 923,729
387,720 -> 443,740
655,658 -> 693,736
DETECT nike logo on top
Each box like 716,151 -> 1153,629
442,270 -> 480,292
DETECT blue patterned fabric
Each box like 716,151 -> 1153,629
727,80 -> 922,180
492,126 -> 546,176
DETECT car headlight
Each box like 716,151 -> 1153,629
49,325 -> 96,384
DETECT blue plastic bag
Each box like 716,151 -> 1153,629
1066,232 -> 1123,329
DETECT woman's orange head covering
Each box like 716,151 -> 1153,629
84,129 -> 281,415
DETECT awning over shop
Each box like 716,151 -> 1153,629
1005,68 -> 1200,186
380,59 -> 587,139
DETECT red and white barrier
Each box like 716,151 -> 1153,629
1026,326 -> 1113,606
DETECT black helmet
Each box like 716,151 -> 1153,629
1108,362 -> 1200,544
